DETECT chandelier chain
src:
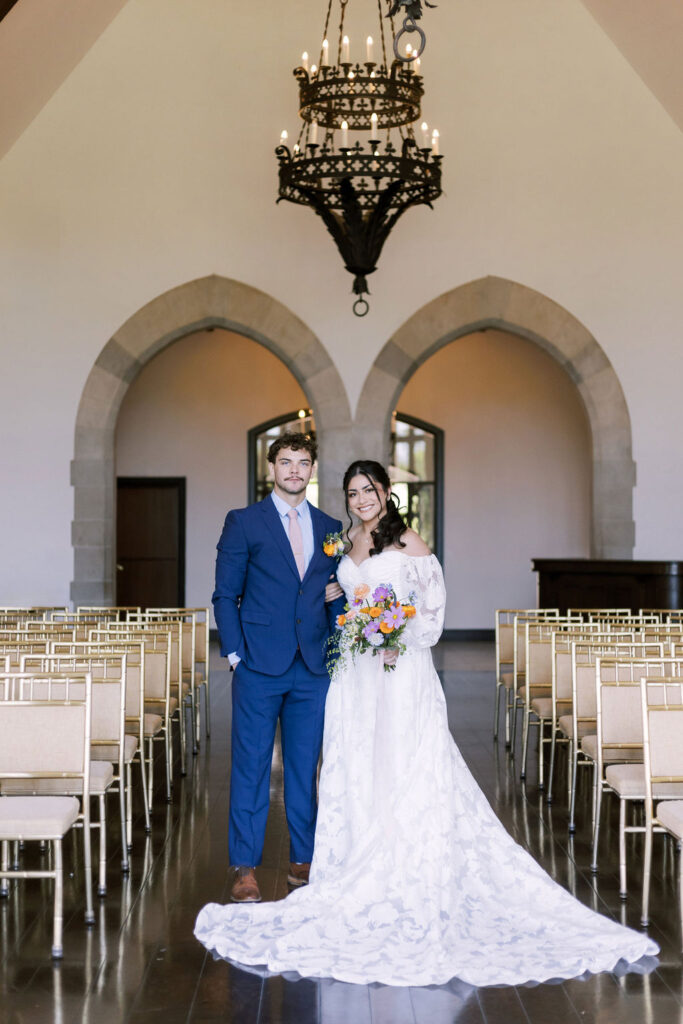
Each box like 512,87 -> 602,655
319,0 -> 334,69
336,0 -> 349,66
376,0 -> 388,67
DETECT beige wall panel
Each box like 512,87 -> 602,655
399,331 -> 591,629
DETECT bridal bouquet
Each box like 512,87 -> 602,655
333,582 -> 417,673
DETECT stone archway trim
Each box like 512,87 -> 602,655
71,276 -> 352,606
354,276 -> 635,559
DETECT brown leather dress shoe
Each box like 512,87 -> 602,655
287,862 -> 310,887
230,867 -> 261,903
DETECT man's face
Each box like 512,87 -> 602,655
270,447 -> 314,501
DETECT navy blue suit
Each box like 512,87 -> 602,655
213,495 -> 344,866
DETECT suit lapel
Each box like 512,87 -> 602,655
260,495 -> 300,581
302,505 -> 326,584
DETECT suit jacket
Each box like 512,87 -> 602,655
212,495 -> 345,676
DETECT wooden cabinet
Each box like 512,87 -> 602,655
532,559 -> 683,613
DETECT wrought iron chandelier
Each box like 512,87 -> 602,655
276,0 -> 442,316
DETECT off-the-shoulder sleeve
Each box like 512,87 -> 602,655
403,554 -> 446,649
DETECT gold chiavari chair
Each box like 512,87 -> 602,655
640,679 -> 683,932
0,672 -> 94,947
508,609 -> 562,750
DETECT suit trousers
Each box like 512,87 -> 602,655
229,652 -> 330,867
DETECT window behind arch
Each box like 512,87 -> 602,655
248,409 -> 442,561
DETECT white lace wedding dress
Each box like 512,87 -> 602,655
194,551 -> 658,986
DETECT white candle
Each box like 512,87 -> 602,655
431,128 -> 439,155
322,38 -> 329,65
341,120 -> 349,148
310,63 -> 318,76
310,121 -> 318,145
414,56 -> 421,75
420,121 -> 429,148
302,51 -> 309,72
366,36 -> 373,62
405,43 -> 413,63
280,129 -> 288,146
370,112 -> 378,140
342,35 -> 350,63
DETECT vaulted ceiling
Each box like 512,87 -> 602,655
1,0 -> 682,161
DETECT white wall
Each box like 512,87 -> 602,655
115,329 -> 307,614
1,0 -> 683,605
400,331 -> 592,628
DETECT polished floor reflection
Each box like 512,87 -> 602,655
2,642 -> 683,1023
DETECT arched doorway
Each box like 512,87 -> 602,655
355,276 -> 635,561
71,276 -> 351,606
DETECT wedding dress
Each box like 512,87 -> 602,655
194,551 -> 658,986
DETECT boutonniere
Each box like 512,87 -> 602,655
323,531 -> 346,559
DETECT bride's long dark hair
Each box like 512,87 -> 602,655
343,460 -> 408,557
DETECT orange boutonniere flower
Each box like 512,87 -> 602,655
323,543 -> 336,556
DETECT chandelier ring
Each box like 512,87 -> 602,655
393,18 -> 426,61
352,297 -> 370,317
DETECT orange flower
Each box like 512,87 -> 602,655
323,543 -> 336,556
337,614 -> 346,627
354,584 -> 370,600
402,605 -> 416,618
379,622 -> 394,634
369,606 -> 383,618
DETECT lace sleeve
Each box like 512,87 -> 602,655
403,554 -> 446,649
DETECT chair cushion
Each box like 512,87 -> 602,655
195,670 -> 205,685
1,761 -> 114,796
558,716 -> 593,741
581,735 -> 642,764
605,763 -> 683,799
143,713 -> 163,737
530,697 -> 552,718
92,735 -> 138,763
501,673 -> 514,690
0,796 -> 80,839
657,801 -> 683,839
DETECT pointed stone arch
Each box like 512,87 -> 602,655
71,275 -> 352,605
355,276 -> 635,558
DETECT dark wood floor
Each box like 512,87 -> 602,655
2,641 -> 683,1023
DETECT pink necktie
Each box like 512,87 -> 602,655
287,508 -> 306,579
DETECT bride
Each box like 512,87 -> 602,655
194,459 -> 658,987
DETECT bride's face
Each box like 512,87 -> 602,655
346,474 -> 387,526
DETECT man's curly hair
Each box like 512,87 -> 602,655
267,431 -> 318,464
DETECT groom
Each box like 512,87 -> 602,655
212,432 -> 345,903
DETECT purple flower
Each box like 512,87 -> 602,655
362,621 -> 380,640
372,585 -> 391,603
383,605 -> 406,629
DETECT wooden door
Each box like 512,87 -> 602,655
116,478 -> 185,608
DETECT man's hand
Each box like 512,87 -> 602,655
325,578 -> 344,603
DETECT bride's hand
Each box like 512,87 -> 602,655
382,648 -> 399,667
325,579 -> 344,603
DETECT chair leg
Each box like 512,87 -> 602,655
591,770 -> 602,872
51,839 -> 64,959
165,726 -> 172,801
178,704 -> 187,775
0,841 -> 8,897
11,841 -> 19,870
98,794 -> 107,896
569,749 -> 579,833
119,769 -> 129,874
547,727 -> 557,803
520,711 -> 530,779
204,674 -> 211,738
618,797 -> 628,898
139,749 -> 151,834
146,737 -> 155,811
538,719 -> 545,791
493,682 -> 502,741
641,813 -> 654,926
189,692 -> 198,756
83,802 -> 95,925
678,842 -> 683,952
